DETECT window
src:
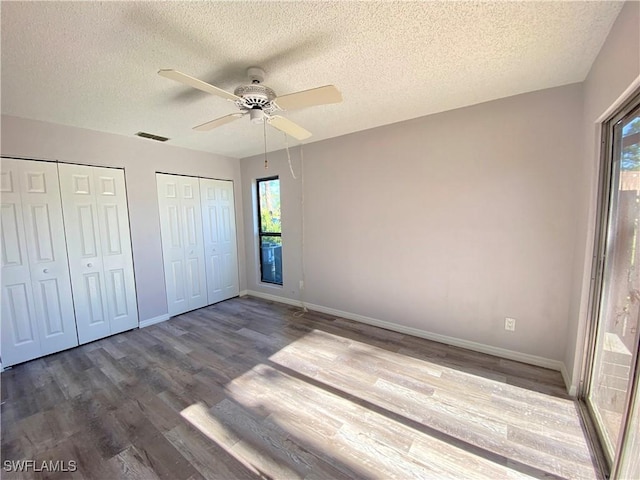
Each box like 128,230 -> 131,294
257,177 -> 282,285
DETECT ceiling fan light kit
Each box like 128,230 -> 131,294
159,67 -> 342,141
249,108 -> 265,124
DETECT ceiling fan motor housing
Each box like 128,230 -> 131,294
234,84 -> 277,114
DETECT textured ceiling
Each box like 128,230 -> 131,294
1,1 -> 624,159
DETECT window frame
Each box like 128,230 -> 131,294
256,176 -> 282,285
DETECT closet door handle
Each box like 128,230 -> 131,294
43,268 -> 49,274
87,263 -> 93,268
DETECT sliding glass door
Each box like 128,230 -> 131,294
587,92 -> 640,475
616,386 -> 639,479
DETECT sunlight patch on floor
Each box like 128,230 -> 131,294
222,360 -> 544,479
181,326 -> 596,479
180,403 -> 266,477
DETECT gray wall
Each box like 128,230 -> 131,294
565,1 -> 640,392
241,83 -> 582,363
0,115 -> 246,322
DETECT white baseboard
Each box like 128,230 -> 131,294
244,290 -> 568,377
244,290 -> 305,308
139,313 -> 170,328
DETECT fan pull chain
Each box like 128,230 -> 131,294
263,119 -> 268,169
284,133 -> 297,180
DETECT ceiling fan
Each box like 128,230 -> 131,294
159,67 -> 342,141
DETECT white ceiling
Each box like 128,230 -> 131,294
1,1 -> 623,159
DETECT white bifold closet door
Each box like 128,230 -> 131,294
200,178 -> 239,304
157,174 -> 208,316
59,164 -> 138,344
1,159 -> 78,366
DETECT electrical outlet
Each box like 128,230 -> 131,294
505,317 -> 516,331
299,280 -> 304,290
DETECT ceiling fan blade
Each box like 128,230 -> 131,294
274,85 -> 342,111
193,113 -> 244,131
159,69 -> 241,102
267,115 -> 312,140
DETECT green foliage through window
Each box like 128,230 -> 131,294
258,178 -> 281,233
622,117 -> 640,171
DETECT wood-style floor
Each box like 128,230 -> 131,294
1,296 -> 600,479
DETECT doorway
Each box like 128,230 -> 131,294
586,91 -> 640,477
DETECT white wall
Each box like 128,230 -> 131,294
242,83 -> 582,363
1,115 -> 246,322
565,1 -> 640,394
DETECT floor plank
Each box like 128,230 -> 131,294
1,296 -> 601,479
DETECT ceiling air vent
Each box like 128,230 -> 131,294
135,131 -> 169,142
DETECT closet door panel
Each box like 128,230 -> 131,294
203,192 -> 224,299
181,177 -> 207,311
157,174 -> 207,315
59,164 -> 110,344
157,174 -> 188,316
1,159 -> 78,365
94,168 -> 138,335
219,190 -> 238,293
1,162 -> 41,365
20,161 -> 78,355
171,260 -> 186,303
201,178 -> 239,305
186,256 -> 206,306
